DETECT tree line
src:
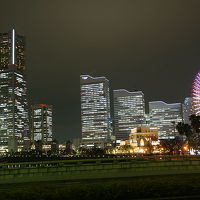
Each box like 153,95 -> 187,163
175,114 -> 200,155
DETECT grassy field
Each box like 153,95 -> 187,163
1,173 -> 200,199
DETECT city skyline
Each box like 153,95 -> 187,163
1,2 -> 200,199
0,28 -> 194,143
1,1 -> 200,141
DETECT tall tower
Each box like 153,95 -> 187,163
113,89 -> 145,142
0,29 -> 29,152
149,101 -> 183,139
80,75 -> 111,148
31,104 -> 53,144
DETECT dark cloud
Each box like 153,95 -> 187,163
1,0 -> 200,141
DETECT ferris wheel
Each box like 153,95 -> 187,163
192,72 -> 200,115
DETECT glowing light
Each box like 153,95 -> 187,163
12,29 -> 15,64
129,149 -> 133,153
139,148 -> 144,153
183,146 -> 188,151
39,104 -> 47,107
192,71 -> 200,115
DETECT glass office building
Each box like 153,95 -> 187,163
149,101 -> 183,139
80,75 -> 111,148
31,104 -> 53,144
0,29 -> 29,152
113,89 -> 145,142
183,97 -> 194,125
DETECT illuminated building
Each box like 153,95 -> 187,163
31,104 -> 53,144
113,89 -> 145,142
192,72 -> 200,115
0,29 -> 29,152
183,97 -> 194,124
129,126 -> 158,147
149,101 -> 183,139
58,144 -> 66,152
117,126 -> 159,154
80,75 -> 111,148
129,126 -> 159,154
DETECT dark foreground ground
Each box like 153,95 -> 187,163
1,173 -> 200,200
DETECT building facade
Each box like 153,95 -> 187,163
31,104 -> 53,144
183,97 -> 194,124
80,75 -> 111,148
0,29 -> 29,152
129,126 -> 158,147
149,101 -> 183,139
113,89 -> 145,142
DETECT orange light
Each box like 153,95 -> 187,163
183,146 -> 188,151
40,104 -> 46,107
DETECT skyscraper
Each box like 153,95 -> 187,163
80,75 -> 111,148
183,97 -> 194,124
149,101 -> 183,139
31,104 -> 53,144
113,89 -> 145,142
0,29 -> 28,152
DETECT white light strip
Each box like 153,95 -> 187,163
80,75 -> 108,81
12,29 -> 15,65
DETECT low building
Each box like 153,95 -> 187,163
129,126 -> 159,153
58,144 -> 66,153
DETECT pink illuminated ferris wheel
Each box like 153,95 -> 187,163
192,72 -> 200,115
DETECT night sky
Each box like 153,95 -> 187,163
1,0 -> 200,142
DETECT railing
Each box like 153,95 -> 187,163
0,155 -> 200,169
